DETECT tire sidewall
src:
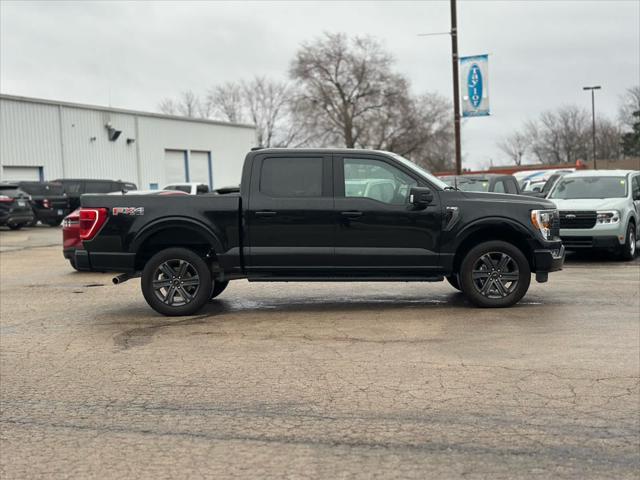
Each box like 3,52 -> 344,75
620,222 -> 636,260
459,240 -> 531,308
141,247 -> 212,316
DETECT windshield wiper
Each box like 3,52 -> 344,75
444,186 -> 457,191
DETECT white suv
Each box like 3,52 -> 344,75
547,170 -> 639,260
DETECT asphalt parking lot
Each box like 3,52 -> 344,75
1,227 -> 639,479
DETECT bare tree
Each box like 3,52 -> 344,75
157,90 -> 209,118
289,32 -> 453,170
596,117 -> 624,160
524,105 -> 590,164
208,81 -> 245,123
618,85 -> 640,131
207,77 -> 300,147
290,33 -> 406,149
158,98 -> 178,115
497,130 -> 529,166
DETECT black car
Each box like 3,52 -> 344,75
54,179 -> 137,211
0,183 -> 35,230
75,148 -> 564,316
440,174 -> 521,194
17,181 -> 70,226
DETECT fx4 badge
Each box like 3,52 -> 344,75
112,207 -> 144,216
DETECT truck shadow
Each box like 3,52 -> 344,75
109,291 -> 545,350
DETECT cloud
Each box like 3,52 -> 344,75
1,0 -> 638,167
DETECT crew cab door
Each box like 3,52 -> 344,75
333,154 -> 442,272
245,153 -> 334,275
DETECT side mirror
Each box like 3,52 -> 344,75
409,187 -> 433,207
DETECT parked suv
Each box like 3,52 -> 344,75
54,179 -> 137,211
547,170 -> 639,260
0,183 -> 34,230
17,181 -> 69,226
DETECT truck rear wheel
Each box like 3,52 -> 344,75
459,241 -> 530,308
141,247 -> 212,316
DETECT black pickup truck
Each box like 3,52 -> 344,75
76,149 -> 564,315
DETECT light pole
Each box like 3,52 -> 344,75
583,85 -> 601,169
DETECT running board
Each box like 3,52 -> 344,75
249,276 -> 445,282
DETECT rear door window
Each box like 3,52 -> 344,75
260,157 -> 323,197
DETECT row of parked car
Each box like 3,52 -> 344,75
440,169 -> 640,260
0,179 -> 215,230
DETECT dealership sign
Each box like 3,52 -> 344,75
460,54 -> 490,117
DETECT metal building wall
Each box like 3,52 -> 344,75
0,97 -> 64,179
0,95 -> 256,187
137,116 -> 256,189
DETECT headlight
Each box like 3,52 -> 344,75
531,209 -> 556,240
596,210 -> 620,224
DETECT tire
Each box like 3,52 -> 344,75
46,219 -> 61,227
619,222 -> 637,261
141,247 -> 212,316
8,224 -> 23,231
446,275 -> 461,291
210,280 -> 229,300
459,240 -> 531,308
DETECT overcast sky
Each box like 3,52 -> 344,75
1,0 -> 639,168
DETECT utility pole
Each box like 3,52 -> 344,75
450,0 -> 462,175
418,0 -> 462,174
583,85 -> 601,169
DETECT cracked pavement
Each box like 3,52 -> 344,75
1,227 -> 639,479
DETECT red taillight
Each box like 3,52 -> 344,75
42,198 -> 51,208
0,195 -> 13,203
79,208 -> 108,240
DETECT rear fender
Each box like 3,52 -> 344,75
131,217 -> 224,254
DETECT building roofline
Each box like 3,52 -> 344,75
0,93 -> 256,130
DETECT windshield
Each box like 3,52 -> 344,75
386,153 -> 450,190
456,179 -> 490,192
550,176 -> 627,199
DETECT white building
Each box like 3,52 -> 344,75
0,94 -> 256,189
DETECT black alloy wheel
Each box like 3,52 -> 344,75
141,247 -> 212,316
459,240 -> 531,308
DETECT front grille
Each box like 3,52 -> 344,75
561,236 -> 593,248
551,212 -> 560,237
559,211 -> 596,229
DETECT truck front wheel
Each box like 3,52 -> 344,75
459,241 -> 531,308
141,247 -> 212,316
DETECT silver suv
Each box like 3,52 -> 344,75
547,170 -> 639,260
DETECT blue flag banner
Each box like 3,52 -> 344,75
460,54 -> 490,117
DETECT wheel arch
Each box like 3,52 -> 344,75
132,217 -> 223,270
451,218 -> 535,273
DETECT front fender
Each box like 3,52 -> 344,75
451,216 -> 535,252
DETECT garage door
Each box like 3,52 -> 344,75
164,150 -> 187,184
2,166 -> 42,181
189,151 -> 212,188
